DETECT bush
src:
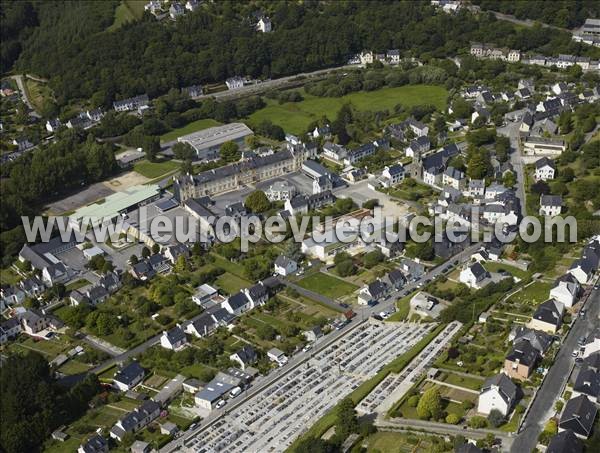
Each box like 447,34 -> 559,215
407,395 -> 420,407
487,409 -> 506,428
469,416 -> 488,428
446,413 -> 461,424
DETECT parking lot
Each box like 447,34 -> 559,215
183,321 -> 434,452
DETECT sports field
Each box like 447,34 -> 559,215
248,84 -> 447,135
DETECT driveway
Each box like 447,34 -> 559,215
498,122 -> 527,216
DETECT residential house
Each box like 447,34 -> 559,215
222,291 -> 252,316
182,85 -> 203,98
160,326 -> 187,351
20,309 -> 52,335
534,157 -> 556,181
229,345 -> 257,371
406,118 -> 429,137
113,362 -> 145,392
400,259 -> 425,280
550,278 -> 579,308
256,16 -> 272,33
509,326 -> 553,356
381,164 -> 405,187
546,430 -> 583,453
225,77 -> 245,90
467,179 -> 485,198
0,318 -> 22,345
78,434 -> 108,453
192,283 -> 219,307
568,258 -> 595,285
274,255 -> 298,276
582,329 -> 600,359
528,299 -> 564,334
558,395 -> 597,439
477,373 -> 518,416
113,94 -> 149,112
459,262 -> 490,289
539,195 -> 562,217
357,280 -> 389,305
110,400 -> 160,442
185,314 -> 217,338
164,244 -> 189,264
169,2 -> 185,19
572,367 -> 600,404
1,286 -> 25,309
267,347 -> 288,365
195,377 -> 235,411
405,136 -> 431,158
382,269 -> 406,290
504,340 -> 540,380
303,326 -> 323,342
244,282 -> 269,307
442,167 -> 466,190
284,191 -> 336,216
46,118 -> 62,133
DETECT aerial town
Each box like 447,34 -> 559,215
0,1 -> 599,453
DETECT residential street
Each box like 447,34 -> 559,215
510,284 -> 600,453
498,121 -> 527,216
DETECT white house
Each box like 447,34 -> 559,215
160,326 -> 187,351
45,118 -> 61,133
113,362 -> 145,392
442,167 -> 466,190
222,292 -> 252,316
460,262 -> 490,289
539,195 -> 562,217
381,164 -> 405,187
568,258 -> 595,284
256,16 -> 272,33
406,136 -> 431,158
274,255 -> 298,276
534,157 -> 556,181
477,373 -> 518,416
582,329 -> 600,359
549,280 -> 578,308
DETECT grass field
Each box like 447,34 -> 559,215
24,79 -> 54,113
160,118 -> 222,142
296,273 -> 358,299
108,0 -> 146,31
215,272 -> 251,294
484,262 -> 531,281
387,293 -> 413,322
133,159 -> 179,178
366,431 -> 439,452
248,85 -> 448,135
507,281 -> 553,306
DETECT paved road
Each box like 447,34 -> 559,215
510,282 -> 599,453
487,10 -> 571,34
376,417 -> 514,451
11,74 -> 40,117
498,122 -> 527,217
81,334 -> 125,357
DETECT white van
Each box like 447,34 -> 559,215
230,386 -> 242,398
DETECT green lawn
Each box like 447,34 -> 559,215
108,0 -> 147,31
387,293 -> 413,322
507,281 -> 553,306
133,159 -> 179,178
0,267 -> 20,285
66,278 -> 90,291
484,262 -> 531,281
296,272 -> 358,299
215,272 -> 251,295
248,85 -> 448,135
441,372 -> 485,391
160,118 -> 222,143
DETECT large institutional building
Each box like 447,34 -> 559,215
173,148 -> 308,201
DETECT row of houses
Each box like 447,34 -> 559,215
45,109 -> 105,133
0,308 -> 63,344
347,49 -> 404,65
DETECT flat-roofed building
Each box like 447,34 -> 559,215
178,123 -> 253,161
69,185 -> 161,230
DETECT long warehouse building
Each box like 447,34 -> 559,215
177,122 -> 254,161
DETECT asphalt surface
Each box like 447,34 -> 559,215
498,121 -> 527,217
510,282 -> 599,453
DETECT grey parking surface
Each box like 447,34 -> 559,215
183,322 -> 434,452
46,183 -> 115,214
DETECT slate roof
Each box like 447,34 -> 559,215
541,194 -> 563,207
481,373 -> 517,405
163,326 -> 186,345
114,362 -> 145,387
546,429 -> 583,453
274,255 -> 296,268
535,157 -> 555,169
532,299 -> 563,327
367,280 -> 388,299
79,434 -> 108,453
511,326 -> 553,354
233,345 -> 257,364
227,292 -> 250,310
559,395 -> 597,438
573,367 -> 600,400
469,262 -> 488,279
506,340 -> 540,367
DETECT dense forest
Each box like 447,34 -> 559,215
0,352 -> 101,453
473,0 -> 600,29
1,0 -> 599,108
